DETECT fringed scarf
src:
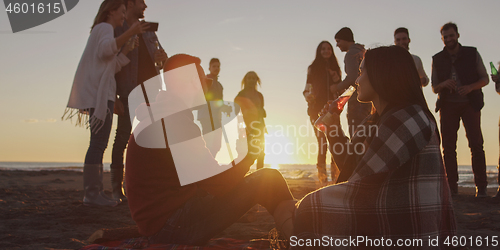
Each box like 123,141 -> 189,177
61,107 -> 112,133
61,22 -> 130,133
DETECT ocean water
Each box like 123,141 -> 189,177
275,164 -> 499,188
0,162 -> 497,188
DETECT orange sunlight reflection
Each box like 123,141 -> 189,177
263,128 -> 294,165
269,163 -> 280,170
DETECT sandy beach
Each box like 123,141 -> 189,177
0,169 -> 499,249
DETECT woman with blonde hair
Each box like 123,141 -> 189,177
63,0 -> 148,206
235,71 -> 267,169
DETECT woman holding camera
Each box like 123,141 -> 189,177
63,0 -> 148,206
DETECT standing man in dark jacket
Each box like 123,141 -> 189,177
198,58 -> 231,158
110,0 -> 168,201
333,27 -> 372,137
431,22 -> 489,197
492,65 -> 500,199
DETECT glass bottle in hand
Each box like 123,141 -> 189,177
314,86 -> 356,133
490,62 -> 498,76
155,41 -> 163,70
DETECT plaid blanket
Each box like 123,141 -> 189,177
80,237 -> 271,250
293,105 -> 456,249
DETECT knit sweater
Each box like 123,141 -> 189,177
65,22 -> 130,129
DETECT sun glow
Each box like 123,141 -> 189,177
269,163 -> 280,169
261,128 -> 295,165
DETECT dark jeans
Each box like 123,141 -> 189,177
346,96 -> 372,138
84,101 -> 114,165
247,128 -> 265,169
111,101 -> 132,170
498,120 -> 500,185
440,101 -> 487,188
149,168 -> 293,246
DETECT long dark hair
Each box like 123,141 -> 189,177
364,46 -> 433,119
309,41 -> 341,79
91,0 -> 125,30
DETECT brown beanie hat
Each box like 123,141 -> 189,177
335,27 -> 354,42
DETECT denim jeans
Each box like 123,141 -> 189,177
84,101 -> 114,165
149,168 -> 293,246
111,100 -> 132,169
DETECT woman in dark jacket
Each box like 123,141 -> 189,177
303,41 -> 342,185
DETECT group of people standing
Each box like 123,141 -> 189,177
305,24 -> 499,200
63,0 -> 497,248
63,0 -> 268,207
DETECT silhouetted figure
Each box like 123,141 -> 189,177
431,22 -> 489,197
304,41 -> 341,185
492,66 -> 500,199
110,0 -> 167,201
63,0 -> 148,206
334,27 -> 372,137
198,58 -> 231,157
235,71 -> 267,169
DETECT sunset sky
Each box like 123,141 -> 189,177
1,0 -> 500,166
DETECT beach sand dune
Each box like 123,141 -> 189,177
0,170 -> 499,249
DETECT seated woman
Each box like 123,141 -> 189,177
125,54 -> 296,246
293,46 -> 456,248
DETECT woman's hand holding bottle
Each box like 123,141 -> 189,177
314,86 -> 356,133
154,41 -> 167,70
